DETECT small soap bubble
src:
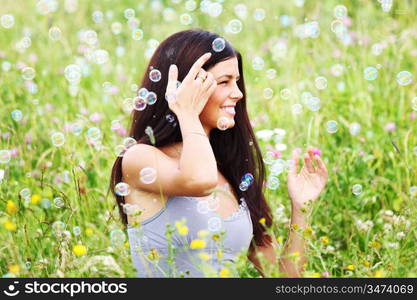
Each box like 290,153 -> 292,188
115,182 -> 130,196
352,184 -> 362,196
253,8 -> 266,21
217,117 -> 229,130
396,71 -> 412,86
212,37 -> 226,52
22,67 -> 36,81
73,226 -> 81,236
132,28 -> 144,40
11,110 -> 23,122
326,120 -> 338,133
179,13 -> 193,25
51,132 -> 65,147
280,88 -> 291,99
266,176 -> 280,190
149,69 -> 162,82
20,188 -> 31,198
315,76 -> 327,89
146,91 -> 157,105
40,198 -> 51,209
266,68 -> 277,79
292,104 -> 303,115
52,221 -> 66,235
48,27 -> 61,40
334,5 -> 348,19
110,229 -> 126,245
208,216 -> 222,232
124,8 -> 135,19
122,137 -> 137,150
133,96 -> 147,111
138,87 -> 148,98
239,181 -> 249,191
228,19 -> 242,34
114,145 -> 126,157
270,160 -> 286,176
263,151 -> 275,165
263,88 -> 273,99
87,127 -> 102,140
139,167 -> 157,184
53,197 -> 65,208
252,56 -> 265,70
1,14 -> 14,28
349,122 -> 361,135
197,200 -> 210,214
64,64 -> 81,83
0,150 -> 11,164
364,67 -> 378,81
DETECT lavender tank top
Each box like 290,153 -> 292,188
126,195 -> 254,277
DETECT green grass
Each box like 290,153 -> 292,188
0,0 -> 416,277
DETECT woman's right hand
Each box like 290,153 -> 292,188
165,52 -> 217,117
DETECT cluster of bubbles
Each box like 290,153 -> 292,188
133,87 -> 158,111
239,173 -> 254,191
294,21 -> 320,39
298,91 -> 321,112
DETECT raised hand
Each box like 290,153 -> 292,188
165,52 -> 217,117
287,146 -> 328,211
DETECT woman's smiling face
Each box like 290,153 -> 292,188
199,56 -> 244,132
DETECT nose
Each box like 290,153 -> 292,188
230,83 -> 243,101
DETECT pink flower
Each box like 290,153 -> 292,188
10,148 -> 19,157
343,17 -> 352,26
266,145 -> 282,158
117,127 -> 127,137
29,53 -> 38,63
359,137 -> 366,142
321,271 -> 330,278
24,133 -> 32,144
359,151 -> 365,157
384,122 -> 396,132
410,112 -> 416,120
2,132 -> 10,140
90,112 -> 102,123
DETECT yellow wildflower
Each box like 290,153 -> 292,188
190,239 -> 206,249
8,264 -> 20,275
303,226 -> 313,237
124,241 -> 129,248
276,236 -> 283,244
147,248 -> 160,261
198,252 -> 211,261
362,261 -> 370,267
374,270 -> 384,277
320,236 -> 329,244
259,218 -> 266,225
85,228 -> 93,236
6,201 -> 18,214
370,241 -> 381,249
211,234 -> 220,241
216,249 -> 223,259
30,194 -> 41,205
197,230 -> 209,238
291,224 -> 299,230
4,220 -> 16,231
175,221 -> 189,236
72,244 -> 87,257
346,264 -> 355,271
219,268 -> 231,278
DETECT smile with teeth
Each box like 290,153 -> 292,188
220,106 -> 235,116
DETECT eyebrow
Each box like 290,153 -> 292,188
217,74 -> 240,80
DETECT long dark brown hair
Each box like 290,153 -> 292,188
108,29 -> 273,248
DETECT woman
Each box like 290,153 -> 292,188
109,29 -> 328,278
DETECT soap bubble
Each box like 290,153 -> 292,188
217,117 -> 229,130
133,96 -> 147,111
228,19 -> 242,34
139,167 -> 157,184
49,27 -> 62,40
315,76 -> 327,89
266,176 -> 280,190
52,221 -> 66,235
11,110 -> 23,122
252,56 -> 265,70
51,132 -> 65,147
87,127 -> 102,140
334,5 -> 347,19
115,182 -> 130,196
364,67 -> 378,81
0,150 -> 11,164
1,14 -> 14,28
22,67 -> 36,81
53,197 -> 65,208
149,69 -> 161,82
207,216 -> 222,232
146,91 -> 157,105
352,184 -> 362,196
110,229 -> 126,245
212,37 -> 226,52
132,29 -> 144,40
180,13 -> 193,25
396,71 -> 412,86
326,120 -> 338,133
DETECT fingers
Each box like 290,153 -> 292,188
202,72 -> 214,89
195,69 -> 207,83
304,153 -> 316,173
314,154 -> 328,176
288,149 -> 299,175
186,52 -> 212,82
166,64 -> 178,96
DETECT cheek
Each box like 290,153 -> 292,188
200,88 -> 224,117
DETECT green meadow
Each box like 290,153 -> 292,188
0,0 -> 416,277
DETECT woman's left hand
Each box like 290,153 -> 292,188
287,146 -> 328,211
